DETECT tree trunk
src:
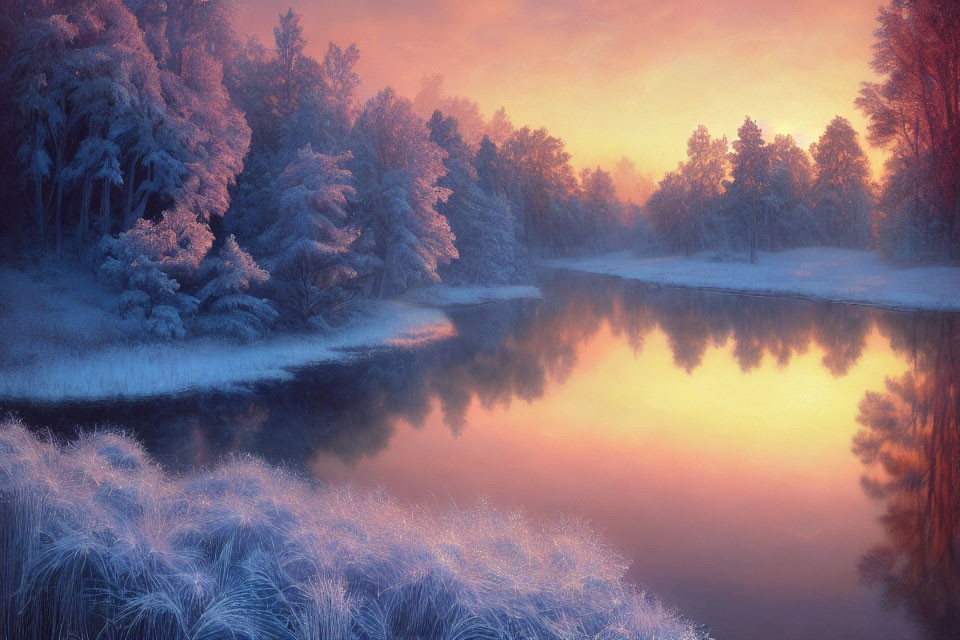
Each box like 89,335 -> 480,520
99,179 -> 111,236
54,180 -> 63,258
34,175 -> 44,255
123,157 -> 137,230
750,192 -> 758,264
475,225 -> 486,285
78,178 -> 92,252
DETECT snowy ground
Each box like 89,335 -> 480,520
541,247 -> 960,311
0,266 -> 457,402
403,283 -> 541,307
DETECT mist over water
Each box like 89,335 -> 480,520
5,272 -> 959,640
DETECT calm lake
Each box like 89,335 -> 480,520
5,271 -> 958,640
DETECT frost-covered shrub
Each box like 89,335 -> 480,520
143,304 -> 186,339
194,235 -> 278,341
121,205 -> 215,284
98,234 -> 198,340
0,419 -> 704,640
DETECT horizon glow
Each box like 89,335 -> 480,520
236,0 -> 889,180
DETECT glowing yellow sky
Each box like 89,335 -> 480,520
309,323 -> 910,633
237,0 -> 888,178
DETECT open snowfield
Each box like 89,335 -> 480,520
0,266 -> 455,402
542,247 -> 960,311
403,283 -> 541,306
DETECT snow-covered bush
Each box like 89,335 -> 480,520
99,246 -> 195,339
0,419 -> 705,640
194,235 -> 278,341
121,204 -> 215,284
143,304 -> 186,339
98,206 -> 214,339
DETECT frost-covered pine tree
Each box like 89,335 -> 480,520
260,146 -> 360,328
731,117 -> 769,263
282,43 -> 361,156
194,235 -> 278,341
350,88 -> 457,297
427,111 -> 522,284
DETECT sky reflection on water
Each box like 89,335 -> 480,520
5,273 -> 958,640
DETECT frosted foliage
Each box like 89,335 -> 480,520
7,0 -> 248,257
810,116 -> 872,249
428,111 -> 523,284
144,304 -> 186,339
122,205 -> 214,282
195,236 -> 277,341
351,89 -> 457,297
261,147 -> 358,326
0,420 -> 705,640
98,206 -> 214,339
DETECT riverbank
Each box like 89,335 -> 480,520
403,283 -> 542,306
541,247 -> 960,311
0,266 -> 539,403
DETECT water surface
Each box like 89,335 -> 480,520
6,272 -> 958,640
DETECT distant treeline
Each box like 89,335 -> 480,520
645,0 -> 960,265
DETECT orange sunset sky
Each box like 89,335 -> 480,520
236,0 -> 888,179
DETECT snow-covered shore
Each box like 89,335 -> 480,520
0,301 -> 454,403
541,248 -> 960,311
0,265 -> 546,402
403,283 -> 542,307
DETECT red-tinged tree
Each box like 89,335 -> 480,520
857,0 -> 960,260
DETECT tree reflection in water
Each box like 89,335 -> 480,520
5,273 -> 943,474
853,314 -> 960,640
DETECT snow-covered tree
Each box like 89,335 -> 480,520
261,146 -> 360,327
6,0 -> 248,259
874,150 -> 943,264
485,107 -> 515,146
810,116 -> 872,248
428,111 -> 522,284
413,74 -> 486,147
857,0 -> 960,260
578,166 -> 629,252
764,134 -> 820,249
731,117 -> 769,263
497,126 -> 577,253
647,125 -> 729,255
350,88 -> 457,297
280,43 -> 360,156
194,235 -> 278,340
612,156 -> 656,206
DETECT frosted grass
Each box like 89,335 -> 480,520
0,419 -> 706,640
542,247 -> 960,311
